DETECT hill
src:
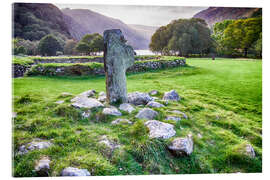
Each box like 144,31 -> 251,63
193,7 -> 262,26
13,3 -> 71,41
127,24 -> 158,41
62,8 -> 150,49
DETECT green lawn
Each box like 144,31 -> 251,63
12,58 -> 262,176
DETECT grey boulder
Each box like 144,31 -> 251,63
102,107 -> 122,116
35,156 -> 51,176
149,90 -> 158,96
163,90 -> 180,101
18,139 -> 53,155
119,103 -> 135,113
135,108 -> 158,120
144,120 -> 176,139
168,134 -> 193,156
146,101 -> 165,108
127,92 -> 153,105
71,90 -> 104,109
245,144 -> 256,158
61,167 -> 91,176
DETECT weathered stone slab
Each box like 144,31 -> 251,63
135,108 -> 158,120
119,103 -> 135,113
168,134 -> 193,156
61,167 -> 91,176
144,120 -> 176,139
18,139 -> 53,155
127,92 -> 153,105
104,29 -> 134,103
71,90 -> 104,109
146,101 -> 165,108
35,156 -> 51,176
102,107 -> 122,116
163,90 -> 180,101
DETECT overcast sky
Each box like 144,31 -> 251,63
55,4 -> 207,27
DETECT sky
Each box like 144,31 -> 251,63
55,4 -> 208,27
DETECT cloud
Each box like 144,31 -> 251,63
55,4 -> 207,26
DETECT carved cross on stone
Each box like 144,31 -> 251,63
103,29 -> 134,104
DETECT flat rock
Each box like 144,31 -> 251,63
98,95 -> 106,102
18,139 -> 53,155
119,103 -> 135,113
111,118 -> 132,125
127,92 -> 153,105
149,90 -> 158,96
102,107 -> 122,116
170,110 -> 188,119
165,116 -> 181,122
35,156 -> 51,176
71,90 -> 104,109
246,144 -> 256,158
163,90 -> 180,101
55,100 -> 64,104
61,167 -> 90,176
146,101 -> 165,108
168,134 -> 193,156
144,120 -> 176,139
60,92 -> 72,97
135,108 -> 158,120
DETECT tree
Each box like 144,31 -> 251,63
223,17 -> 262,57
38,34 -> 62,56
64,39 -> 78,55
76,33 -> 104,55
150,18 -> 213,56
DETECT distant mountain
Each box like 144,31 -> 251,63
193,7 -> 262,27
62,8 -> 150,49
127,24 -> 158,42
13,3 -> 71,40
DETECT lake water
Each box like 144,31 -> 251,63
134,50 -> 159,55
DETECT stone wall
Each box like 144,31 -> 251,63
32,57 -> 104,64
26,59 -> 186,77
12,64 -> 31,78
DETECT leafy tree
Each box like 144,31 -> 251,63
223,17 -> 262,57
64,39 -> 78,55
150,18 -> 213,56
76,33 -> 104,55
38,34 -> 62,56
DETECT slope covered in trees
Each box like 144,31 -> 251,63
193,7 -> 261,27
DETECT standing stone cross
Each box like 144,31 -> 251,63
103,29 -> 134,104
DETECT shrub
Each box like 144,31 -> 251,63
38,34 -> 62,56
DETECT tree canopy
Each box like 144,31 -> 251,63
75,33 -> 104,55
150,18 -> 213,56
38,34 -> 62,56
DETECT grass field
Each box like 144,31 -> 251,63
12,58 -> 262,176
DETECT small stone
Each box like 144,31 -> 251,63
135,108 -> 158,120
119,103 -> 135,113
98,95 -> 107,102
127,92 -> 153,105
71,91 -> 104,109
146,101 -> 165,108
81,110 -> 91,118
246,144 -> 256,158
35,156 -> 51,176
61,167 -> 90,176
60,92 -> 72,97
18,139 -> 53,155
165,116 -> 181,122
55,100 -> 64,104
102,107 -> 122,116
197,133 -> 203,139
170,110 -> 188,119
168,134 -> 193,156
149,90 -> 158,96
144,120 -> 176,139
163,90 -> 180,101
111,118 -> 132,125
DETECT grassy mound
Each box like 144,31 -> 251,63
12,58 -> 262,176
